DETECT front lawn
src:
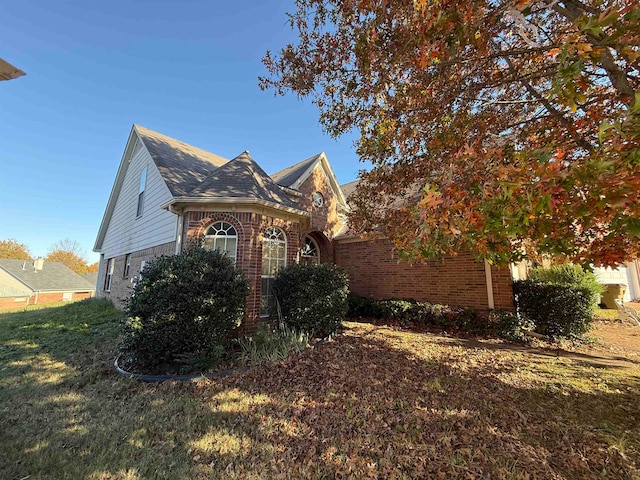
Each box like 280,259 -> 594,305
1,300 -> 638,479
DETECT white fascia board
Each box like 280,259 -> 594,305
290,152 -> 349,210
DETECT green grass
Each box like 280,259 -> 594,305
594,307 -> 619,320
1,300 -> 639,479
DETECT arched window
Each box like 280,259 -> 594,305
261,226 -> 286,316
203,221 -> 238,263
300,236 -> 319,265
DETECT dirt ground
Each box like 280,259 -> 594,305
586,321 -> 640,362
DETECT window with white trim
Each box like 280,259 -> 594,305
260,226 -> 286,317
300,236 -> 319,265
123,253 -> 131,278
136,166 -> 147,217
203,221 -> 238,264
62,292 -> 73,301
104,258 -> 114,291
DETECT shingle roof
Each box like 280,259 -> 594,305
135,125 -> 229,197
270,153 -> 322,188
0,260 -> 95,292
340,180 -> 359,200
189,152 -> 299,209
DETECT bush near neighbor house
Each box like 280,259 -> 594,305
272,263 -> 349,336
514,264 -> 602,338
121,248 -> 249,371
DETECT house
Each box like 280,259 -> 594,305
0,259 -> 95,310
94,125 -> 514,329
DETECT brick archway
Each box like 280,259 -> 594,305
302,230 -> 333,264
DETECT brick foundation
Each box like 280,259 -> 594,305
98,242 -> 176,309
0,291 -> 94,312
334,238 -> 514,310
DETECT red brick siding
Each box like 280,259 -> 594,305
0,291 -> 94,311
0,297 -> 29,310
335,238 -> 514,310
184,210 -> 301,330
98,242 -> 176,309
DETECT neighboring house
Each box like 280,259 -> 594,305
94,125 -> 514,329
593,262 -> 640,302
0,259 -> 95,310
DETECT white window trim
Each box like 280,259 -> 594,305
203,221 -> 238,264
260,227 -> 287,317
104,258 -> 114,291
136,166 -> 147,218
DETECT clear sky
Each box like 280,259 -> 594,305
0,0 -> 361,263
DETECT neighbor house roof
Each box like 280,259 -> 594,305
0,58 -> 25,81
135,125 -> 229,197
0,260 -> 95,292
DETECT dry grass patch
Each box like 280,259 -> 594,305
1,302 -> 639,479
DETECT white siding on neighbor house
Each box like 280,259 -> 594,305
100,140 -> 177,259
594,266 -> 634,301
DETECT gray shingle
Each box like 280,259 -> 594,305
135,125 -> 229,197
189,152 -> 299,209
270,153 -> 322,188
0,259 -> 95,292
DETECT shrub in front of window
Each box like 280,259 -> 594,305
272,263 -> 349,336
121,248 -> 249,371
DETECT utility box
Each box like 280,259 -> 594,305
601,283 -> 626,309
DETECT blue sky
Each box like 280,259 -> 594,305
0,1 -> 361,262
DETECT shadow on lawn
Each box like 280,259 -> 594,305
1,310 -> 639,479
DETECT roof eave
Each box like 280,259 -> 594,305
161,197 -> 311,218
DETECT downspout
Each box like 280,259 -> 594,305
628,260 -> 640,301
484,259 -> 495,310
174,208 -> 184,255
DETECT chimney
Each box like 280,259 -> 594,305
34,258 -> 44,271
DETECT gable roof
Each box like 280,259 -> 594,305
0,284 -> 31,298
270,152 -> 348,208
188,151 -> 300,209
271,153 -> 322,188
135,125 -> 228,197
0,259 -> 95,292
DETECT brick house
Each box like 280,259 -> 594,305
0,259 -> 94,310
94,125 -> 513,329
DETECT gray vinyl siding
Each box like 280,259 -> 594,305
100,139 -> 177,259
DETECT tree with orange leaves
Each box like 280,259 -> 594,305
261,0 -> 640,266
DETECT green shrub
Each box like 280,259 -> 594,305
513,280 -> 594,338
121,248 -> 249,370
347,295 -> 384,318
237,322 -> 310,365
529,263 -> 604,301
272,263 -> 349,336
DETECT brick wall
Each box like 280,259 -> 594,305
0,291 -> 94,311
98,241 -> 176,309
335,238 -> 514,310
184,210 -> 301,330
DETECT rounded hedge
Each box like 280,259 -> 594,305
121,248 -> 249,370
272,263 -> 349,336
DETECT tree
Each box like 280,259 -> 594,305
261,0 -> 640,266
46,239 -> 90,275
0,238 -> 31,260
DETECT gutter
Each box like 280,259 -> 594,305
160,197 -> 311,218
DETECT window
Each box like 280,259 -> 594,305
312,192 -> 324,207
140,260 -> 147,276
203,221 -> 238,263
104,258 -> 114,291
136,166 -> 147,217
300,236 -> 319,265
260,226 -> 286,316
123,254 -> 131,278
62,292 -> 73,301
